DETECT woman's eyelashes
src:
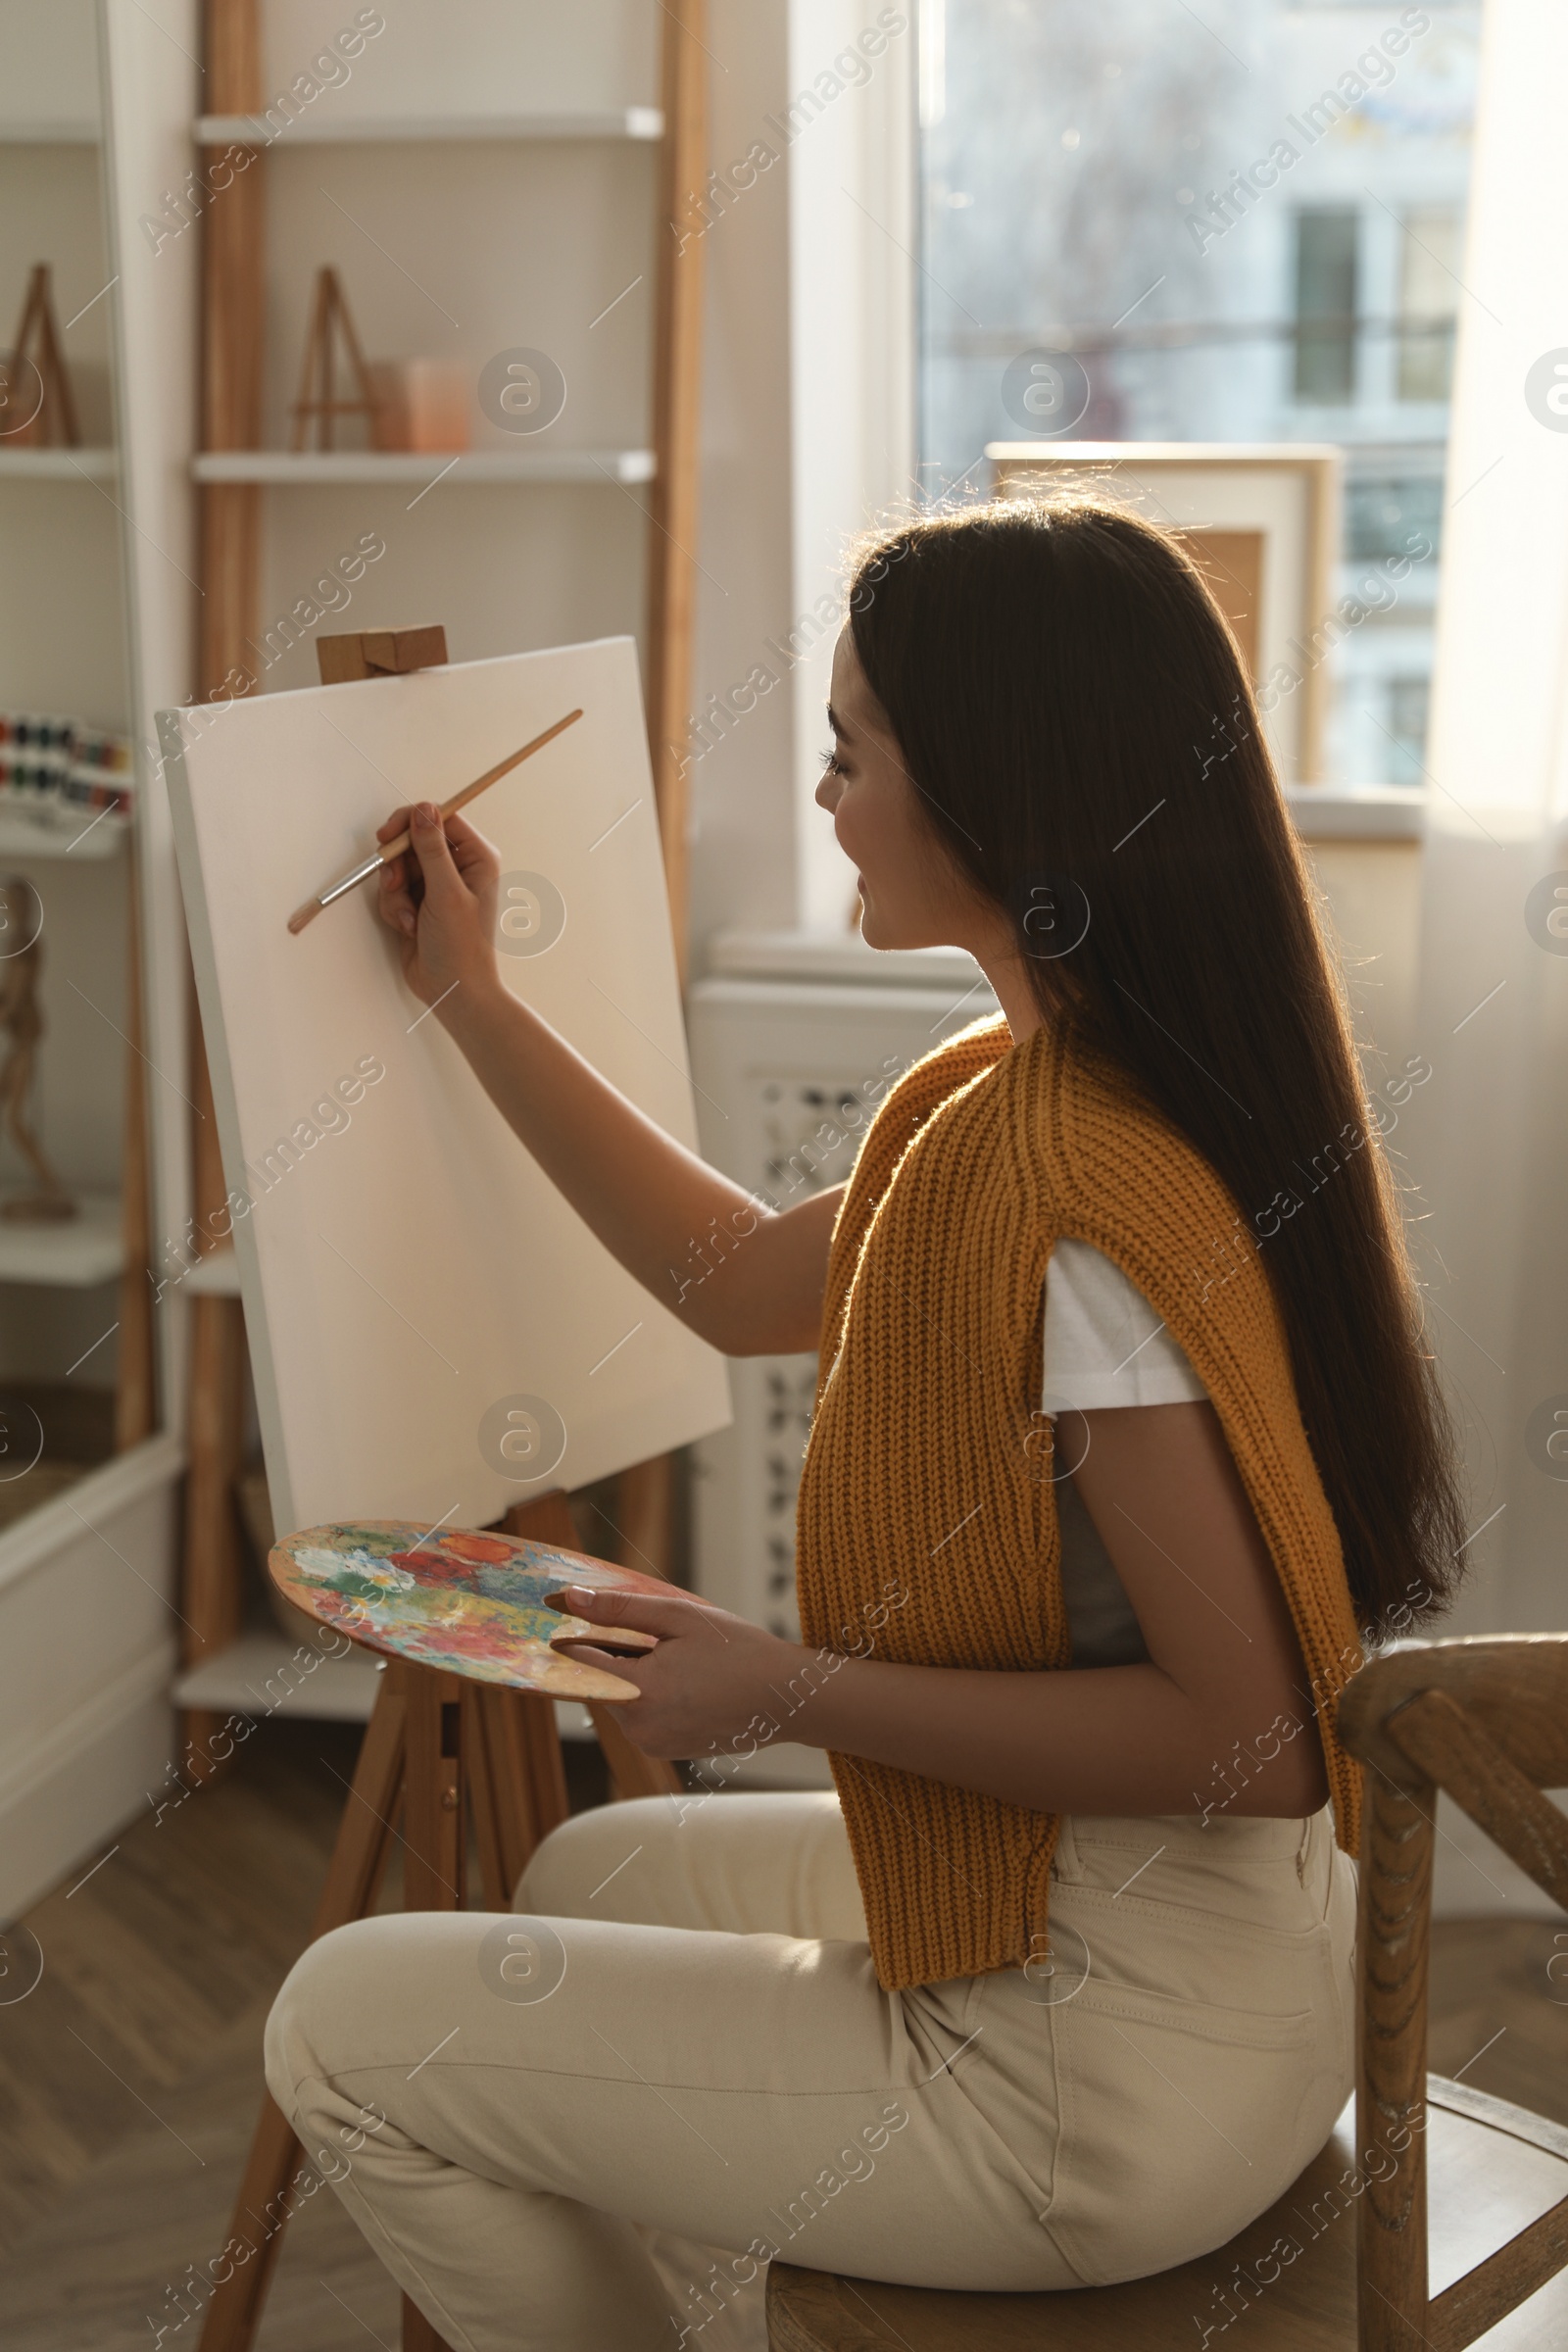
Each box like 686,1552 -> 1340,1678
820,746 -> 848,780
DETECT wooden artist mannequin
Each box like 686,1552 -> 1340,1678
262,497 -> 1467,2351
0,878 -> 74,1221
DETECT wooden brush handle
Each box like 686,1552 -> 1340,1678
376,707 -> 583,864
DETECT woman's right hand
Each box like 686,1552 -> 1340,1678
375,801 -> 502,1015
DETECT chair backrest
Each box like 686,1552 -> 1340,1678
1336,1634 -> 1568,2352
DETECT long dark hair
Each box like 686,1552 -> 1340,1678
847,494 -> 1463,1641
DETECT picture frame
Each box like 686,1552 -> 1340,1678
985,442 -> 1342,786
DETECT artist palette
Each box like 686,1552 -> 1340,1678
269,1520 -> 662,1701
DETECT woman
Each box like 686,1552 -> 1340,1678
264,497 -> 1463,2348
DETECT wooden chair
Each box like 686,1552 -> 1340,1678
767,1634 -> 1568,2349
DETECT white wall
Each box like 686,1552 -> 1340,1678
1404,0 -> 1568,1646
684,0 -> 804,944
1307,836 -> 1424,1078
682,0 -> 917,946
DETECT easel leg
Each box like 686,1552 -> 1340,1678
396,1659 -> 466,2352
400,2298 -> 452,2351
402,1662 -> 466,1911
469,1681 -> 569,1904
198,1671 -> 406,2352
180,1290 -> 248,1787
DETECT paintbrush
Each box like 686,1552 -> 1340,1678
286,706 -> 583,936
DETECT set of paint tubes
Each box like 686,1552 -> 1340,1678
0,711 -> 133,842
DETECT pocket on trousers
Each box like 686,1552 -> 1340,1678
1048,1979 -> 1319,2285
1065,1979 -> 1315,2051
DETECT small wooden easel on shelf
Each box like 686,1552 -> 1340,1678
2,263 -> 80,448
289,266 -> 384,452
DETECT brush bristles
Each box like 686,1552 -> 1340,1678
287,898 -> 321,935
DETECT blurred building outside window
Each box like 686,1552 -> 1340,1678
915,0 -> 1481,786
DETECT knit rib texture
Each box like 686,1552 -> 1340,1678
794,1014 -> 1364,1993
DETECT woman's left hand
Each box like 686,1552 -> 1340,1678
547,1584 -> 835,1762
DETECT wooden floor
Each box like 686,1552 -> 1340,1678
0,1720 -> 1563,2350
0,1717 -> 609,2350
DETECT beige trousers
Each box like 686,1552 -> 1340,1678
263,1790 -> 1355,2350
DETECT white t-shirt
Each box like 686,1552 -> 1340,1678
1043,1237 -> 1206,1411
1042,1240 -> 1207,1668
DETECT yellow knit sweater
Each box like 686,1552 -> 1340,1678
794,1014 -> 1363,1992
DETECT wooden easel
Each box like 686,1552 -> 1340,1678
3,263 -> 79,447
289,266 -> 384,452
195,626 -> 679,2352
197,1489 -> 679,2352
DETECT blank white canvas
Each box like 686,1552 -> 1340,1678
161,636 -> 731,1538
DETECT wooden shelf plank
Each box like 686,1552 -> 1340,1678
191,448 -> 656,486
0,1191 -> 122,1287
195,108 -> 663,146
0,447 -> 118,480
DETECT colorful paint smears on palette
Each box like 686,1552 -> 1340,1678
269,1520 -> 664,1699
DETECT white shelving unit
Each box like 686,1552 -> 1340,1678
0,0 -> 188,1922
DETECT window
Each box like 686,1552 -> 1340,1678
1396,206 -> 1460,402
1346,473 -> 1444,564
915,0 -> 1482,786
1294,209 -> 1359,404
1385,676 -> 1432,782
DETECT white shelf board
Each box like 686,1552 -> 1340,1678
0,121 -> 101,145
172,1626 -> 601,1739
1285,784 -> 1425,842
191,448 -> 656,487
0,1190 -> 122,1286
705,929 -> 994,992
183,1239 -> 241,1296
0,447 -> 118,481
172,1629 -> 386,1722
195,108 -> 662,145
0,808 -> 128,858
